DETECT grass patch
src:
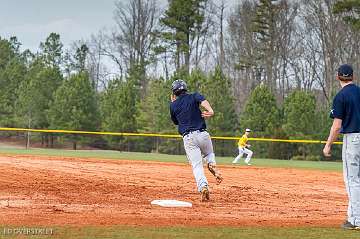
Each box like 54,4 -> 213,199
0,146 -> 342,172
0,226 -> 359,239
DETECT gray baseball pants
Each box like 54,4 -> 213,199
183,130 -> 216,192
343,133 -> 360,226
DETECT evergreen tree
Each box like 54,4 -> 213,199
283,91 -> 317,137
100,65 -> 141,149
73,44 -> 89,73
240,84 -> 280,134
187,68 -> 206,92
48,72 -> 99,149
241,84 -> 281,158
202,66 -> 238,136
159,0 -> 207,72
16,59 -> 63,129
200,67 -> 238,156
101,80 -> 139,134
0,37 -> 27,126
39,33 -> 63,67
334,0 -> 360,30
0,37 -> 16,69
136,78 -> 178,153
137,79 -> 174,134
8,37 -> 21,56
283,90 -> 319,159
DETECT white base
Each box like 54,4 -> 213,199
151,200 -> 192,207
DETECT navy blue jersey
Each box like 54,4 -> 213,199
330,84 -> 360,134
170,92 -> 207,135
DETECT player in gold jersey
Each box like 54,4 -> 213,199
232,128 -> 253,165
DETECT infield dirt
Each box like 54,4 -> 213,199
0,155 -> 347,227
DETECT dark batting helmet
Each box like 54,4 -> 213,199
171,79 -> 187,96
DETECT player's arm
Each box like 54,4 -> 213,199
194,92 -> 214,119
324,94 -> 343,157
200,100 -> 214,119
246,138 -> 251,147
169,105 -> 179,125
323,118 -> 342,157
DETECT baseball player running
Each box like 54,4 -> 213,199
323,64 -> 360,230
170,79 -> 223,202
232,128 -> 253,165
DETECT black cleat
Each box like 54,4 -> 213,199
342,220 -> 360,230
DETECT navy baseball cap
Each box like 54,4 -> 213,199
337,64 -> 353,80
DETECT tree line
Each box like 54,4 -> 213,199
1,0 -> 359,160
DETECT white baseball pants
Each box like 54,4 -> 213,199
343,133 -> 360,226
183,131 -> 216,192
233,147 -> 253,164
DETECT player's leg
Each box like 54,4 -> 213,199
197,131 -> 222,184
343,134 -> 360,227
198,131 -> 215,165
243,148 -> 253,165
342,136 -> 352,226
232,147 -> 244,163
183,134 -> 209,200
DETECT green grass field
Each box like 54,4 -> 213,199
0,146 -> 342,171
0,226 -> 359,239
0,146 -> 353,239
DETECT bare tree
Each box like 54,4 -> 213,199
191,0 -> 216,71
87,0 -> 159,92
272,0 -> 299,99
88,30 -> 125,89
203,0 -> 226,70
299,0 -> 360,103
83,0 -> 360,106
225,0 -> 258,112
225,0 -> 299,109
114,0 -> 158,67
218,0 -> 226,67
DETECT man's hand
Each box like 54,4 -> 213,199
201,110 -> 214,119
323,118 -> 341,158
323,144 -> 331,157
170,94 -> 176,102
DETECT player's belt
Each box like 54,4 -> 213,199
182,129 -> 206,137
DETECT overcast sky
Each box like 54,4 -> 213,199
0,0 -> 121,51
0,0 -> 236,52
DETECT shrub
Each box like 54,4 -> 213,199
291,155 -> 321,161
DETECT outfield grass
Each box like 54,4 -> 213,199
0,146 -> 342,171
0,226 -> 359,239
